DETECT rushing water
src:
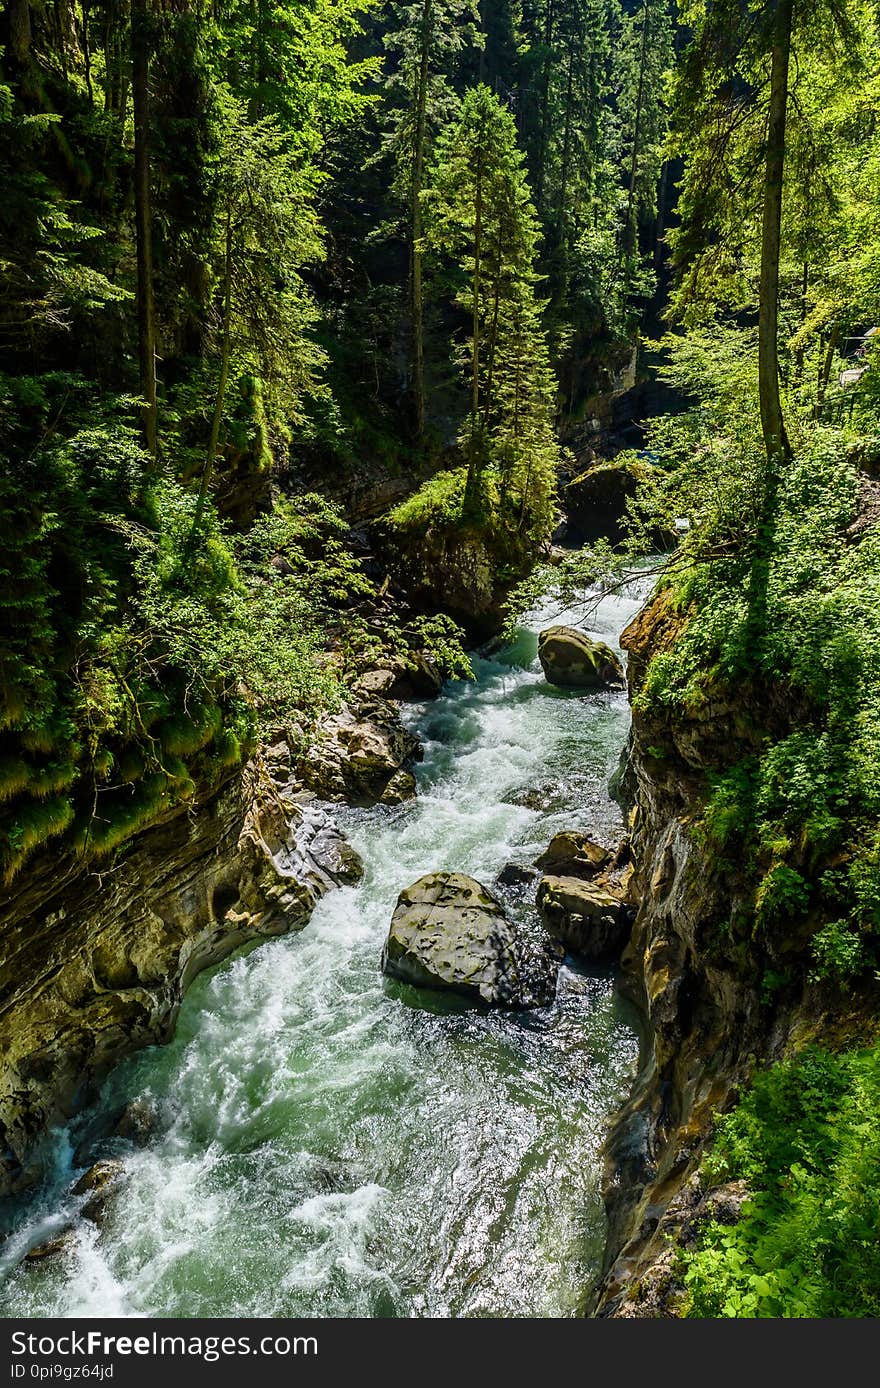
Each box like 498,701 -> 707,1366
0,579 -> 651,1319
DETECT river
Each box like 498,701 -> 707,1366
0,578 -> 650,1318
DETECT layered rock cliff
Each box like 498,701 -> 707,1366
590,590 -> 866,1316
0,690 -> 420,1201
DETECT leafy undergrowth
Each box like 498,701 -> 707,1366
0,386 -> 470,885
633,428 -> 880,984
683,1046 -> 880,1317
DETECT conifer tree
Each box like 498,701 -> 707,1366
383,0 -> 480,435
425,83 -> 558,529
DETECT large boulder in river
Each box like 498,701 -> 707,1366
538,627 -> 625,690
382,871 -> 557,1008
536,875 -> 632,962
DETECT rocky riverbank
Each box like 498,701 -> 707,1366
588,589 -> 878,1317
0,686 -> 422,1202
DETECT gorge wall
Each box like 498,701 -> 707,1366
590,590 -> 874,1316
0,709 -> 414,1200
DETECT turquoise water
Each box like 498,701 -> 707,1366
0,581 -> 649,1318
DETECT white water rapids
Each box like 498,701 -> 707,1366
0,577 -> 651,1318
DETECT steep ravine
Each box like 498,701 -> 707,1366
0,585 -> 647,1317
590,590 -> 870,1317
0,702 -> 416,1201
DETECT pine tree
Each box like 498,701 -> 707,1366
425,83 -> 558,529
383,0 -> 480,436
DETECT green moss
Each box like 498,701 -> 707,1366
30,758 -> 79,797
75,774 -> 173,858
217,729 -> 243,767
159,703 -> 222,756
1,795 -> 75,882
0,756 -> 31,803
116,748 -> 146,783
386,468 -> 468,532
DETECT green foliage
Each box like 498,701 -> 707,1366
422,84 -> 560,539
683,1046 -> 880,1317
810,919 -> 867,985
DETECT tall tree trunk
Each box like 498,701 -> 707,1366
465,146 -> 484,507
535,0 -> 556,203
622,0 -> 651,265
8,0 -> 32,69
82,0 -> 94,105
410,0 -> 432,439
132,1 -> 157,458
193,204 -> 233,535
816,323 -> 840,420
758,0 -> 794,463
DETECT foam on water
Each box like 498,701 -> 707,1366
0,572 -> 652,1318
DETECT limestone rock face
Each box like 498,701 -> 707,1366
536,874 -> 632,961
538,626 -> 625,690
299,697 -> 421,805
0,761 -> 362,1198
352,653 -> 444,702
382,871 -> 557,1008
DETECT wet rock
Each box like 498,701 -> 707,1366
300,698 -> 421,806
113,1099 -> 158,1147
538,626 -> 626,690
23,1227 -> 77,1266
382,871 -> 557,1008
562,456 -> 649,544
535,831 -> 612,879
600,1176 -> 752,1318
495,862 -> 539,887
72,1158 -> 125,1225
305,823 -> 364,885
536,874 -> 632,962
505,783 -> 556,811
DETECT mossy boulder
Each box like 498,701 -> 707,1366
536,874 -> 632,962
538,626 -> 625,690
382,871 -> 557,1007
562,456 -> 648,542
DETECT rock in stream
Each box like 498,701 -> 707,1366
382,871 -> 558,1008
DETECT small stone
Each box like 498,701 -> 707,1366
495,862 -> 539,887
22,1227 -> 77,1266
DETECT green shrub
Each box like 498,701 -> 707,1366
683,1046 -> 880,1317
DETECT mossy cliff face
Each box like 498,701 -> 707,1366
590,590 -> 857,1317
0,746 -> 362,1199
381,524 -> 515,641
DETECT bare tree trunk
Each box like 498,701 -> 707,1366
758,0 -> 794,463
622,0 -> 651,265
535,0 -> 556,203
410,0 -> 432,439
8,0 -> 32,69
82,0 -> 94,104
132,0 -> 157,458
816,323 -> 840,420
193,204 -> 233,535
